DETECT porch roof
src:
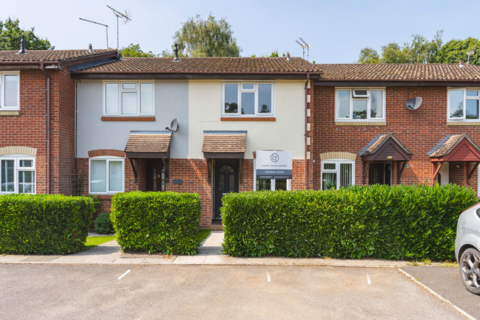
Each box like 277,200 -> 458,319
429,134 -> 480,161
125,130 -> 172,158
359,134 -> 412,161
202,131 -> 247,159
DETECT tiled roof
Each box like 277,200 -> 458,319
428,134 -> 480,158
359,134 -> 413,156
125,131 -> 172,153
202,131 -> 247,153
75,57 -> 320,73
316,64 -> 480,81
0,50 -> 117,62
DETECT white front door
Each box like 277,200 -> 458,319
439,162 -> 449,185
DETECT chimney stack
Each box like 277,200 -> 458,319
17,36 -> 26,54
286,52 -> 290,61
88,44 -> 93,53
173,44 -> 179,62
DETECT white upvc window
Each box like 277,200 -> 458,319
0,155 -> 35,194
321,159 -> 355,190
89,157 -> 125,194
222,82 -> 275,117
335,88 -> 385,121
253,159 -> 291,191
0,72 -> 20,110
103,81 -> 155,116
448,88 -> 480,121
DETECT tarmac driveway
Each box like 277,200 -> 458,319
403,265 -> 480,319
0,264 -> 466,320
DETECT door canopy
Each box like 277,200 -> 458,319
359,134 -> 413,161
428,134 -> 480,162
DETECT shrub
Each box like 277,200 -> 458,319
94,212 -> 114,234
222,184 -> 478,260
0,194 -> 94,254
111,191 -> 201,255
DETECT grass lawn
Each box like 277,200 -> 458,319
84,236 -> 116,251
197,229 -> 211,245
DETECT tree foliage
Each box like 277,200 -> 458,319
121,43 -> 157,57
438,37 -> 480,65
358,47 -> 380,63
0,18 -> 53,50
163,14 -> 241,57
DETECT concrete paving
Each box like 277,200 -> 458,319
402,265 -> 480,319
0,231 -> 408,268
0,264 -> 466,320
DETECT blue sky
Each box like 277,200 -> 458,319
2,0 -> 479,63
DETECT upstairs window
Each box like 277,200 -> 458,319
336,88 -> 385,121
448,89 -> 480,120
104,81 -> 154,116
223,82 -> 274,116
0,73 -> 20,110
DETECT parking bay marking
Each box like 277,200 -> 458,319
367,274 -> 371,285
118,270 -> 131,280
267,272 -> 271,282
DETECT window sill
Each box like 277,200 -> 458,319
0,110 -> 20,116
221,117 -> 276,122
335,121 -> 386,126
447,121 -> 480,126
101,116 -> 155,122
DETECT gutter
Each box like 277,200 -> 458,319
39,62 -> 51,194
304,73 -> 310,190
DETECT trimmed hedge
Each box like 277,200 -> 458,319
111,191 -> 201,255
222,184 -> 478,260
94,212 -> 114,234
0,194 -> 94,254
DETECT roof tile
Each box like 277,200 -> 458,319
0,50 -> 117,62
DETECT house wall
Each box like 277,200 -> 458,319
312,86 -> 479,193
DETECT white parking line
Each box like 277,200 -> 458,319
367,274 -> 371,285
267,272 -> 271,282
118,270 -> 131,280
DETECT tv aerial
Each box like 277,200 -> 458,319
107,5 -> 132,55
166,118 -> 180,133
79,18 -> 108,48
296,37 -> 310,61
406,97 -> 423,110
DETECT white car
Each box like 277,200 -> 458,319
455,203 -> 480,295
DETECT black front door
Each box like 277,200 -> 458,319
369,162 -> 391,186
214,160 -> 238,220
146,159 -> 164,191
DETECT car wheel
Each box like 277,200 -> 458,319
460,248 -> 480,295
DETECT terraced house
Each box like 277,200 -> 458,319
2,43 -> 480,229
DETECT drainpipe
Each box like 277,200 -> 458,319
40,63 -> 51,194
304,73 -> 310,190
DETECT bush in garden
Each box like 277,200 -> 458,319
94,212 -> 114,234
0,194 -> 94,254
222,184 -> 478,260
111,191 -> 201,255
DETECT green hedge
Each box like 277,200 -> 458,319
111,191 -> 201,255
0,194 -> 94,254
222,184 -> 478,260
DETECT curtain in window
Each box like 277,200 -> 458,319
4,75 -> 18,107
122,92 -> 137,115
371,90 -> 383,118
1,160 -> 14,192
322,173 -> 337,190
109,161 -> 122,192
340,163 -> 352,188
105,83 -> 119,114
140,83 -> 154,114
338,90 -> 350,118
91,160 -> 106,192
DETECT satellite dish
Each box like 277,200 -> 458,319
166,118 -> 180,133
406,97 -> 423,110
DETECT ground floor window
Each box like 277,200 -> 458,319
0,155 -> 35,194
89,157 -> 124,194
255,178 -> 291,191
321,159 -> 355,190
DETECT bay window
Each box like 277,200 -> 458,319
223,82 -> 274,116
0,72 -> 20,110
321,160 -> 355,190
89,157 -> 124,194
336,88 -> 385,121
103,81 -> 154,116
0,156 -> 35,194
448,88 -> 480,120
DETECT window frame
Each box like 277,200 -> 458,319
320,159 -> 355,190
102,80 -> 155,117
221,81 -> 275,117
88,156 -> 125,195
335,88 -> 386,122
253,159 -> 291,191
0,72 -> 20,110
0,154 -> 36,194
447,88 -> 480,121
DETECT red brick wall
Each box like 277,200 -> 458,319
312,86 -> 479,193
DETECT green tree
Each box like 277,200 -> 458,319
380,43 -> 410,63
438,37 -> 480,65
0,18 -> 53,50
166,13 -> 241,57
357,47 -> 380,63
121,44 -> 157,57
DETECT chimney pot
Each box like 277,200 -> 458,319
17,35 -> 26,54
173,44 -> 179,62
88,44 -> 93,53
286,52 -> 290,61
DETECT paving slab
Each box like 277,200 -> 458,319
143,258 -> 175,265
173,255 -> 207,264
203,255 -> 236,264
113,258 -> 146,264
0,255 -> 31,263
20,256 -> 62,263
